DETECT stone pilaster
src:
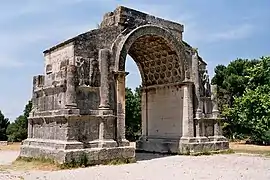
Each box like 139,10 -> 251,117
209,84 -> 227,141
192,51 -> 205,141
98,117 -> 117,148
65,65 -> 78,109
27,119 -> 33,138
114,71 -> 129,146
192,51 -> 202,119
99,49 -> 111,110
181,81 -> 194,139
141,88 -> 148,137
211,84 -> 219,118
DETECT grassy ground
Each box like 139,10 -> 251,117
0,143 -> 60,171
229,141 -> 270,156
0,158 -> 60,171
0,142 -> 21,151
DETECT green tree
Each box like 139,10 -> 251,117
6,101 -> 32,142
227,85 -> 270,144
213,56 -> 270,143
0,110 -> 10,141
211,58 -> 259,138
125,86 -> 142,141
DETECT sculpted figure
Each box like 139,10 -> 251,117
90,59 -> 100,87
205,74 -> 211,97
199,69 -> 207,97
76,57 -> 86,86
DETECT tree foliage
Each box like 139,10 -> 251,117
212,56 -> 270,144
125,86 -> 142,141
6,101 -> 32,142
0,110 -> 10,141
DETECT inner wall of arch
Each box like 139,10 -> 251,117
125,34 -> 184,138
128,35 -> 183,87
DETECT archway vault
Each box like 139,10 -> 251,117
113,25 -> 190,86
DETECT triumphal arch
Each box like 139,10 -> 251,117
20,6 -> 228,165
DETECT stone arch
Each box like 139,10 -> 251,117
112,25 -> 193,147
20,6 -> 229,165
113,25 -> 190,85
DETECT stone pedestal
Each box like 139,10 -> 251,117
21,139 -> 135,165
20,115 -> 135,165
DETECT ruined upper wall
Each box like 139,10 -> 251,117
100,6 -> 184,40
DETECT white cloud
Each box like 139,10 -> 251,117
208,24 -> 254,42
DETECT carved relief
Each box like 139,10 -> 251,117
90,59 -> 100,87
199,69 -> 211,97
76,57 -> 89,86
75,57 -> 100,87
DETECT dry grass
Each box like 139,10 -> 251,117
0,142 -> 21,151
0,157 -> 60,172
230,142 -> 270,156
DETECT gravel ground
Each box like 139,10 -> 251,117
0,151 -> 269,180
0,151 -> 19,165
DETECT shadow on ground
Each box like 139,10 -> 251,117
135,151 -> 173,161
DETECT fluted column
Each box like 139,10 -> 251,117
27,119 -> 33,138
182,81 -> 194,138
115,71 -> 129,146
141,88 -> 148,137
99,49 -> 110,109
192,51 -> 202,119
211,84 -> 219,118
65,65 -> 78,109
211,84 -> 222,137
191,51 -> 203,138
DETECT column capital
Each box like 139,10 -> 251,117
113,71 -> 129,77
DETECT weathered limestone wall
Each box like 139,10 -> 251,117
33,43 -> 75,112
74,26 -> 122,58
143,86 -> 184,138
73,26 -> 122,113
30,118 -> 68,140
44,42 -> 75,87
100,6 -> 184,41
29,115 -> 116,144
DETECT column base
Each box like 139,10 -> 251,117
62,108 -> 80,115
136,136 -> 182,154
136,136 -> 229,154
98,108 -> 113,115
87,139 -> 118,148
194,136 -> 209,143
208,135 -> 227,142
118,139 -> 130,147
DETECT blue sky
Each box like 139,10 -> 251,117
0,0 -> 269,121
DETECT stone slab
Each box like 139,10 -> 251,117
136,137 -> 229,154
20,143 -> 135,165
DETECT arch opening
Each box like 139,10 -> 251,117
115,29 -> 186,146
